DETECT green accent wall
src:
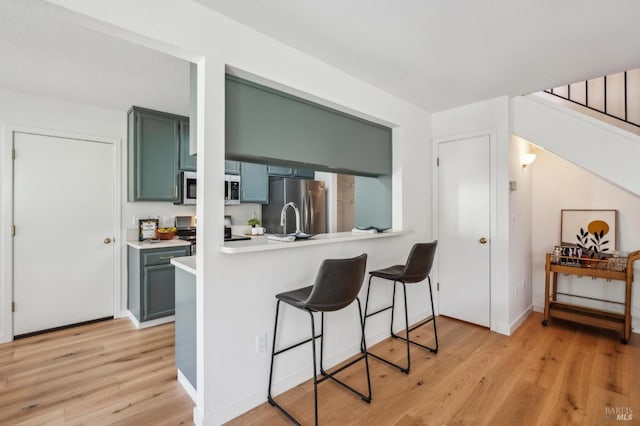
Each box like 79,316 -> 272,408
225,75 -> 392,177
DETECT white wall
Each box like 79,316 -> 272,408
530,149 -> 640,329
508,135 -> 533,329
512,95 -> 640,197
42,1 -> 433,423
431,96 -> 514,335
0,87 -> 195,341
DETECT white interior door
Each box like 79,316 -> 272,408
437,135 -> 491,327
13,131 -> 115,335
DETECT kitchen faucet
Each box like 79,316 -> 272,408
280,202 -> 301,234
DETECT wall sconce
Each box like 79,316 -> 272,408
520,153 -> 536,169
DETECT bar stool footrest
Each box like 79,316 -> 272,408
366,351 -> 410,374
318,354 -> 372,402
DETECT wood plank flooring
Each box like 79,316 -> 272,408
1,313 -> 638,425
0,319 -> 193,425
228,312 -> 640,425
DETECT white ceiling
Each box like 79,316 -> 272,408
195,0 -> 640,112
2,1 -> 640,114
0,0 -> 190,115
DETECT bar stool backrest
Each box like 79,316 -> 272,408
304,253 -> 368,312
400,241 -> 438,283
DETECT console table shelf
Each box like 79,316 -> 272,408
542,250 -> 640,343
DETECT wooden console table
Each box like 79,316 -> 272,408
542,250 -> 640,343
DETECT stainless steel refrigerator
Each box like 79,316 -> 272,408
262,177 -> 326,235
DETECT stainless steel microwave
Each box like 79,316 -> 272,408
175,171 -> 197,205
225,174 -> 240,205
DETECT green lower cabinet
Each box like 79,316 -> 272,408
175,268 -> 196,389
128,245 -> 190,323
143,264 -> 177,321
240,162 -> 269,203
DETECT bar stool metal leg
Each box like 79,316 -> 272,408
267,254 -> 371,425
268,302 -> 372,425
309,310 -> 319,426
363,278 -> 439,374
390,277 -> 439,353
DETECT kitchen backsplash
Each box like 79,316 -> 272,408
224,203 -> 262,235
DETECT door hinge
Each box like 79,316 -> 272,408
437,282 -> 440,291
12,149 -> 15,160
436,157 -> 439,167
12,302 -> 15,313
11,225 -> 15,236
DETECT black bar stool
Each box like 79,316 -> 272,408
267,253 -> 371,425
363,242 -> 438,374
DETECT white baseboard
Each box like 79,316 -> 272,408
177,369 -> 197,403
125,310 -> 174,329
208,310 -> 436,424
532,304 -> 544,313
509,305 -> 533,334
193,406 -> 204,426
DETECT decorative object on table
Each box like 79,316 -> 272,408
138,218 -> 159,241
559,245 -> 582,265
351,226 -> 391,234
156,227 -> 177,240
560,209 -> 617,259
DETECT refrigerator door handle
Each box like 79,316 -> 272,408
303,190 -> 310,232
308,190 -> 314,231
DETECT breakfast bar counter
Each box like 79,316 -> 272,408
220,230 -> 409,254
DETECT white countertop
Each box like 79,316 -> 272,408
127,238 -> 192,250
220,230 -> 409,254
171,256 -> 196,274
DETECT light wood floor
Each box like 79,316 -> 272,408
1,313 -> 638,425
0,319 -> 194,425
228,312 -> 640,425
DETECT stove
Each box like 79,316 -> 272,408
176,216 -> 196,256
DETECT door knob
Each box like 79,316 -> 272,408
103,238 -> 112,244
479,237 -> 488,244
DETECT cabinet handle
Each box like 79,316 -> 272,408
160,256 -> 175,260
174,185 -> 178,197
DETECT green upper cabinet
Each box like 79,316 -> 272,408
225,160 -> 241,175
240,162 -> 269,204
179,119 -> 196,171
267,165 -> 315,179
128,106 -> 193,202
266,165 -> 292,176
226,75 -> 392,177
128,107 -> 180,202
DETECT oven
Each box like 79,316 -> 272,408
176,216 -> 197,254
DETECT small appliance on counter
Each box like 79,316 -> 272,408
175,215 -> 196,254
224,226 -> 251,242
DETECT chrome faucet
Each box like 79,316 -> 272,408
280,202 -> 301,234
